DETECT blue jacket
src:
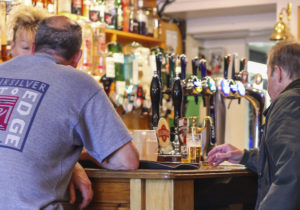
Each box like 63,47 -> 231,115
240,79 -> 300,210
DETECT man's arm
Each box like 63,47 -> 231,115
69,162 -> 93,209
207,143 -> 244,166
80,141 -> 139,170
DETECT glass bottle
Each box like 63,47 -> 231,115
153,7 -> 160,39
82,0 -> 91,17
77,20 -> 93,75
71,0 -> 82,15
92,22 -> 106,77
115,0 -> 123,30
105,0 -> 116,29
128,1 -> 138,33
122,0 -> 130,32
46,0 -> 55,14
107,38 -> 124,81
137,0 -> 146,35
146,8 -> 154,37
89,0 -> 105,22
34,0 -> 44,8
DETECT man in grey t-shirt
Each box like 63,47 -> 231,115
0,16 -> 139,209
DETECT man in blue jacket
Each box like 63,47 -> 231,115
208,41 -> 300,210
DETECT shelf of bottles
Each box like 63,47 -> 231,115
68,0 -> 162,116
0,0 -> 163,124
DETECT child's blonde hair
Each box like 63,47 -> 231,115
8,4 -> 50,41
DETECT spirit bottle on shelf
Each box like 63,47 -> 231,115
128,1 -> 138,33
137,0 -> 146,35
122,0 -> 130,32
115,0 -> 123,30
77,20 -> 93,74
91,22 -> 106,77
105,0 -> 116,29
71,0 -> 82,15
82,0 -> 91,17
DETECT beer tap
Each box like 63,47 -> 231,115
199,59 -> 217,145
238,58 -> 248,84
150,54 -> 162,129
228,54 -> 238,97
199,59 -> 216,95
172,57 -> 183,128
183,57 -> 202,97
219,55 -> 231,97
169,53 -> 176,88
180,54 -> 187,80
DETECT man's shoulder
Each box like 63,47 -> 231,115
269,86 -> 300,117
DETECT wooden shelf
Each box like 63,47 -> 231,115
105,28 -> 162,48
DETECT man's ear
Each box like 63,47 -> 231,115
273,65 -> 283,83
69,50 -> 82,68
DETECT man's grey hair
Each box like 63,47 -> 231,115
34,16 -> 82,61
267,41 -> 300,80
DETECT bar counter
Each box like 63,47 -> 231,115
73,164 -> 258,210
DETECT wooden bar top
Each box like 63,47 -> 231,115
85,164 -> 255,180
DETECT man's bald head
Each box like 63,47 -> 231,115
34,15 -> 82,61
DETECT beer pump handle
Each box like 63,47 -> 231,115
192,57 -> 199,76
172,78 -> 183,128
224,55 -> 230,79
150,55 -> 162,128
240,58 -> 247,72
180,54 -> 187,80
199,59 -> 207,78
231,54 -> 236,80
169,54 -> 176,87
156,53 -> 162,79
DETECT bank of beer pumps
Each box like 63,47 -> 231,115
150,53 -> 218,160
150,51 -> 266,162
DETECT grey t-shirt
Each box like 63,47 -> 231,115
0,53 -> 131,209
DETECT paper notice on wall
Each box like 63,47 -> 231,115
166,30 -> 178,52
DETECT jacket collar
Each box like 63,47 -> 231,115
263,78 -> 300,116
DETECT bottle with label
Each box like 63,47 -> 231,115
107,38 -> 124,82
33,0 -> 44,8
89,0 -> 105,22
115,0 -> 123,30
153,8 -> 160,39
145,8 -> 153,37
77,20 -> 93,75
105,0 -> 116,29
122,0 -> 130,32
128,1 -> 138,33
82,0 -> 91,17
92,22 -> 106,77
137,0 -> 146,35
71,0 -> 82,15
45,0 -> 55,14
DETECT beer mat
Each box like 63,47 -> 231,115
139,160 -> 200,170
